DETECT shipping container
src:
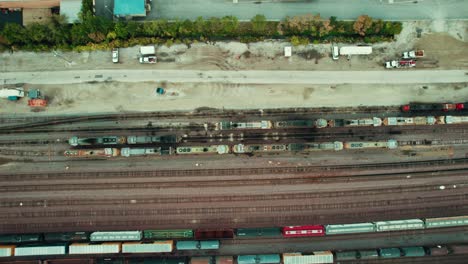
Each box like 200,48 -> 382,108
44,232 -> 90,242
335,251 -> 358,261
282,225 -> 325,237
69,243 -> 121,254
0,245 -> 15,257
428,246 -> 449,256
15,244 -> 67,256
0,234 -> 41,243
237,254 -> 281,264
236,228 -> 281,238
200,241 -> 220,250
144,229 -> 193,239
195,229 -> 234,239
358,250 -> 379,259
325,223 -> 375,235
127,258 -> 187,264
90,231 -> 142,242
379,248 -> 401,258
401,247 -> 426,257
176,241 -> 198,250
122,241 -> 173,253
283,252 -> 333,264
375,219 -> 424,232
425,215 -> 468,228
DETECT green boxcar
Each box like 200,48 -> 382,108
200,241 -> 220,250
0,234 -> 41,243
237,255 -> 281,264
335,251 -> 358,260
358,250 -> 379,259
375,219 -> 424,232
127,258 -> 186,264
425,216 -> 468,228
44,232 -> 89,242
236,228 -> 281,237
144,229 -> 193,239
176,241 -> 198,250
401,247 -> 426,257
325,223 -> 375,235
379,248 -> 401,258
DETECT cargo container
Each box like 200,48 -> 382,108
176,241 -> 219,250
232,144 -> 287,154
235,228 -> 281,237
379,248 -> 401,258
274,120 -> 314,128
69,243 -> 121,254
195,229 -> 234,240
335,251 -> 358,261
121,147 -> 170,157
127,258 -> 187,264
358,250 -> 379,259
122,241 -> 173,253
0,234 -> 41,243
127,135 -> 178,144
0,245 -> 15,257
68,136 -> 126,146
237,254 -> 281,264
282,225 -> 325,237
344,140 -> 398,150
325,222 -> 375,235
176,145 -> 229,155
190,256 -> 233,264
90,231 -> 142,242
383,116 -> 437,126
15,244 -> 67,256
401,247 -> 426,257
216,121 -> 272,130
144,229 -> 193,239
375,219 -> 424,232
428,246 -> 449,256
44,232 -> 90,242
200,240 -> 220,250
283,252 -> 333,264
425,215 -> 468,228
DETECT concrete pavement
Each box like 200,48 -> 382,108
1,70 -> 467,85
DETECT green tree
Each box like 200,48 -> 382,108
220,16 -> 239,36
251,14 -> 267,34
115,21 -> 129,39
353,15 -> 373,36
46,15 -> 70,45
1,23 -> 27,45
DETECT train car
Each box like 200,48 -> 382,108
0,245 -> 15,257
402,103 -> 456,112
325,222 -> 375,235
288,142 -> 343,152
314,119 -> 328,128
122,241 -> 173,253
282,225 -> 325,238
375,219 -> 424,232
0,234 -> 42,243
176,241 -> 220,250
358,250 -> 379,259
127,258 -> 187,264
44,232 -> 90,242
445,116 -> 468,124
14,244 -> 67,256
343,117 -> 382,127
176,145 -> 229,155
69,243 -> 121,254
127,135 -> 178,144
90,231 -> 142,242
449,245 -> 468,254
190,256 -> 233,264
427,246 -> 449,256
96,258 -> 125,264
383,116 -> 439,126
334,251 -> 358,261
68,136 -> 126,147
194,229 -> 234,239
232,144 -> 288,154
121,147 -> 173,157
282,252 -> 333,264
144,229 -> 193,239
344,140 -> 398,150
401,247 -> 426,257
237,254 -> 281,264
216,121 -> 272,130
274,120 -> 314,128
235,228 -> 282,238
379,248 -> 401,258
64,148 -> 120,158
425,215 -> 468,228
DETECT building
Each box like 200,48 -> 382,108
113,0 -> 146,18
60,0 -> 82,23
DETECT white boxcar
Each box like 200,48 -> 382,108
122,241 -> 173,253
0,246 -> 14,257
69,243 -> 121,254
90,231 -> 142,241
325,223 -> 375,235
425,216 -> 468,228
15,245 -> 66,256
375,219 -> 424,232
283,251 -> 334,264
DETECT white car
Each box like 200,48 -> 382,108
112,48 -> 119,63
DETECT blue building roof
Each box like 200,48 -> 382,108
114,0 -> 146,16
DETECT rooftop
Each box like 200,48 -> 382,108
114,0 -> 146,16
60,0 -> 82,23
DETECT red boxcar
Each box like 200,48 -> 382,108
194,229 -> 234,239
282,225 -> 325,237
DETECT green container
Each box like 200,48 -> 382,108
144,229 -> 193,239
401,247 -> 426,257
380,248 -> 401,258
15,244 -> 67,256
176,241 -> 198,250
236,228 -> 281,237
0,234 -> 41,243
425,216 -> 468,228
335,251 -> 358,260
237,255 -> 281,264
200,240 -> 220,250
359,250 -> 379,259
325,223 -> 375,235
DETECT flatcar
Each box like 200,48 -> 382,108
274,120 -> 314,128
283,252 -> 333,264
194,229 -> 234,240
282,225 -> 325,238
143,229 -> 193,239
176,145 -> 229,155
232,144 -> 288,154
235,228 -> 281,238
237,255 -> 281,264
344,140 -> 398,150
216,121 -> 272,130
68,136 -> 126,147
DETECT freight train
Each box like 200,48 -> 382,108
64,147 -> 173,158
68,135 -> 178,146
402,102 -> 466,112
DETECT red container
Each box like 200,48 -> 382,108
194,229 -> 234,239
282,225 -> 325,237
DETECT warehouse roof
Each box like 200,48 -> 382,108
60,0 -> 82,23
114,0 -> 146,16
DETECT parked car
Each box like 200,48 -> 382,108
112,48 -> 119,63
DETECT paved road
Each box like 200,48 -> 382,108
152,0 -> 468,20
1,70 -> 467,85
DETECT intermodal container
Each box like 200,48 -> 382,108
144,229 -> 193,239
325,223 -> 375,235
375,219 -> 424,232
236,228 -> 281,238
69,243 -> 121,254
0,245 -> 15,257
283,252 -> 333,264
401,247 -> 426,257
14,245 -> 67,256
335,251 -> 358,261
122,241 -> 173,253
44,232 -> 90,242
90,231 -> 142,242
358,250 -> 379,259
379,248 -> 401,258
237,254 -> 281,264
425,215 -> 468,228
195,229 -> 234,239
282,225 -> 325,237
